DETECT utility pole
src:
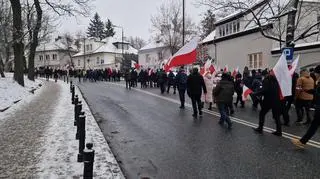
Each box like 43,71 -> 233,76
285,0 -> 299,48
182,0 -> 185,46
83,38 -> 86,69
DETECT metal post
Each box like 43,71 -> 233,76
182,0 -> 185,46
285,0 -> 299,64
83,38 -> 86,70
73,95 -> 78,105
71,87 -> 76,104
77,115 -> 86,162
70,81 -> 73,92
74,101 -> 82,126
83,143 -> 95,179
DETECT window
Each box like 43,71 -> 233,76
233,21 -> 237,33
78,59 -> 80,66
87,59 -> 90,64
248,52 -> 263,69
222,25 -> 225,36
317,15 -> 320,29
226,24 -> 229,35
39,55 -> 43,61
146,54 -> 150,63
219,27 -> 222,36
237,20 -> 240,32
90,44 -> 93,50
96,57 -> 100,64
101,59 -> 104,64
52,54 -> 57,60
229,23 -> 232,34
86,45 -> 89,51
45,55 -> 50,60
158,52 -> 163,60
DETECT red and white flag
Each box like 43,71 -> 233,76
134,63 -> 140,69
165,37 -> 200,71
224,65 -> 229,72
148,68 -> 153,76
273,52 -> 292,97
289,55 -> 300,76
204,59 -> 212,71
209,64 -> 216,74
200,67 -> 205,76
242,85 -> 253,101
232,67 -> 239,77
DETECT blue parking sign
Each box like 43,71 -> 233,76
283,47 -> 294,62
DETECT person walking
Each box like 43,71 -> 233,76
175,67 -> 188,109
214,73 -> 234,129
158,69 -> 167,94
202,72 -> 214,110
234,73 -> 244,108
125,69 -> 132,89
292,65 -> 320,149
167,70 -> 176,94
295,69 -> 315,125
187,68 -> 207,118
253,72 -> 283,136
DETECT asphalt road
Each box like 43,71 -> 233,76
78,81 -> 320,179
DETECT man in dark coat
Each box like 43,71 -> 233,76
214,73 -> 235,129
158,69 -> 167,94
175,66 -> 188,109
125,69 -> 132,89
234,73 -> 244,108
167,70 -> 176,94
187,68 -> 207,118
253,72 -> 283,136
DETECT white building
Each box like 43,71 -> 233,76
203,0 -> 320,71
138,41 -> 172,69
35,41 -> 78,69
72,37 -> 138,70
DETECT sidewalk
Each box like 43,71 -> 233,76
0,80 -> 124,178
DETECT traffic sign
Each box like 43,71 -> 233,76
282,47 -> 294,62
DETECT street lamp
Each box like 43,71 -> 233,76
112,25 -> 124,69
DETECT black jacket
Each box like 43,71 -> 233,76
187,72 -> 207,96
214,79 -> 235,104
254,75 -> 281,107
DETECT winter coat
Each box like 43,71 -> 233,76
252,75 -> 263,92
234,78 -> 243,94
158,71 -> 167,84
187,72 -> 207,97
167,72 -> 175,85
296,73 -> 314,101
201,74 -> 214,103
175,70 -> 188,90
214,79 -> 234,104
254,75 -> 281,107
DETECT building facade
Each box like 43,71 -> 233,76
138,42 -> 172,69
72,37 -> 138,70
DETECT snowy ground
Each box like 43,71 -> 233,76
0,73 -> 42,111
35,81 -> 124,178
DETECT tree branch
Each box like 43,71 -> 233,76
294,21 -> 320,42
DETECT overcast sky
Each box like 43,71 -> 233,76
57,0 -> 207,42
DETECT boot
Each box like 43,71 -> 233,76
208,102 -> 212,110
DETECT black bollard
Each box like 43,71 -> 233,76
74,101 -> 82,126
77,115 -> 86,162
76,111 -> 85,140
70,81 -> 73,91
71,86 -> 75,104
74,95 -> 79,106
83,143 -> 95,179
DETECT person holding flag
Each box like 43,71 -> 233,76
234,73 -> 245,108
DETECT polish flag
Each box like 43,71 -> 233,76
209,64 -> 216,74
204,59 -> 212,71
232,67 -> 239,77
224,65 -> 229,72
200,67 -> 205,76
273,52 -> 292,97
242,85 -> 253,101
148,69 -> 153,76
289,55 -> 300,76
165,37 -> 200,70
134,63 -> 140,69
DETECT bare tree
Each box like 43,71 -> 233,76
197,0 -> 320,48
56,33 -> 77,67
151,0 -> 197,55
127,36 -> 147,50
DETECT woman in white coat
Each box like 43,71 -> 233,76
201,72 -> 214,110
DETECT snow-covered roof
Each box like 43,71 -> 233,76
36,41 -> 77,52
140,41 -> 167,51
215,0 -> 267,25
271,41 -> 320,51
73,37 -> 138,57
202,30 -> 216,44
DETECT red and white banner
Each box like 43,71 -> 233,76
209,64 -> 216,74
242,85 -> 253,101
273,52 -> 292,97
289,55 -> 300,76
165,37 -> 200,71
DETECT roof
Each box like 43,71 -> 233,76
36,41 -> 78,52
139,41 -> 168,51
215,0 -> 268,26
201,30 -> 216,44
73,37 -> 138,57
271,41 -> 320,54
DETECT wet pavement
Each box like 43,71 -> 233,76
77,81 -> 320,179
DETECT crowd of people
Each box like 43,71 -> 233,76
123,65 -> 320,149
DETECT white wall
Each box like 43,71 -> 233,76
138,47 -> 171,69
73,52 -> 117,69
35,50 -> 74,68
215,31 -> 273,71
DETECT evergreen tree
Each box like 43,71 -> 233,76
105,19 -> 115,37
200,10 -> 216,38
87,13 -> 106,40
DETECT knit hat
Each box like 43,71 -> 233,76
315,65 -> 320,74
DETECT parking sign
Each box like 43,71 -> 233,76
283,47 -> 294,62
